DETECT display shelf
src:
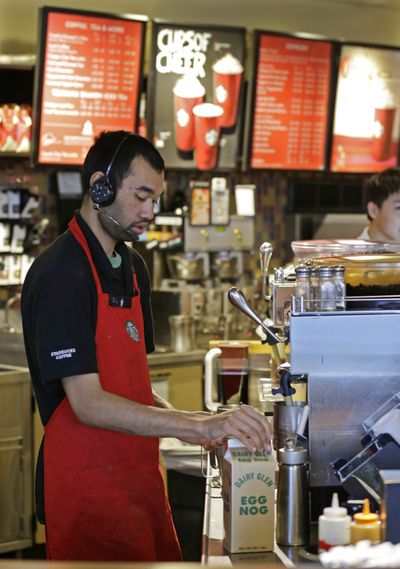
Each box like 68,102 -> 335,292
0,152 -> 31,159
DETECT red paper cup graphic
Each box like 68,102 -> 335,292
15,104 -> 32,153
372,107 -> 396,161
193,103 -> 223,170
173,75 -> 206,152
0,104 -> 18,151
213,54 -> 243,129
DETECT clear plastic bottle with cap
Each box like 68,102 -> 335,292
350,498 -> 381,544
318,492 -> 351,552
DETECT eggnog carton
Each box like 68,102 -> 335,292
222,438 -> 275,553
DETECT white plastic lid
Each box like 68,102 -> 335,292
323,493 -> 348,518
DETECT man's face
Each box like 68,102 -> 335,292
368,191 -> 400,243
99,155 -> 164,242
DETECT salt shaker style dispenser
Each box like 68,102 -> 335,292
276,439 -> 310,546
294,266 -> 311,312
333,265 -> 346,311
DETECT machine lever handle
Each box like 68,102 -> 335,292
228,287 -> 287,344
259,242 -> 273,301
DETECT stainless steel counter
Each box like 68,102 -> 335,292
149,349 -> 206,366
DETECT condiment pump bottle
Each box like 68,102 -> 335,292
318,492 -> 351,552
350,498 -> 381,544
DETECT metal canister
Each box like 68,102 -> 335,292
276,439 -> 310,546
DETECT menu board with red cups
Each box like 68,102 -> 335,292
330,43 -> 400,173
249,31 -> 334,171
147,21 -> 246,171
33,7 -> 146,166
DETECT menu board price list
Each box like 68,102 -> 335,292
251,34 -> 332,170
37,11 -> 143,165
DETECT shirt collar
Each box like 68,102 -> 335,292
73,211 -> 134,297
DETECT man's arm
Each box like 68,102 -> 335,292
61,373 -> 272,452
152,386 -> 174,410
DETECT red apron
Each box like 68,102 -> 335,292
44,217 -> 182,561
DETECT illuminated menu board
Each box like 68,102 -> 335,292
330,44 -> 400,173
33,8 -> 145,166
249,32 -> 333,170
147,21 -> 246,171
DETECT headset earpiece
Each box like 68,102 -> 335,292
89,175 -> 114,206
89,132 -> 133,208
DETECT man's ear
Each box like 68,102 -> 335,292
89,171 -> 105,187
367,201 -> 380,220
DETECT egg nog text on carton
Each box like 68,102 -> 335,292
223,439 -> 275,553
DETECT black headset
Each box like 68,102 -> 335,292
89,133 -> 132,207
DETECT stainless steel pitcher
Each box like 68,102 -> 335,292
169,315 -> 197,353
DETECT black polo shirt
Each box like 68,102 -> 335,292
21,212 -> 155,427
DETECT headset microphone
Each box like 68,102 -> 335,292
93,203 -> 140,242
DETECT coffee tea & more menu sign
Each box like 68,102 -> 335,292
249,32 -> 333,171
33,7 -> 145,166
330,44 -> 400,173
148,22 -> 246,170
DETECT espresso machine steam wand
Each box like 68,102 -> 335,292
227,287 -> 287,346
259,241 -> 273,302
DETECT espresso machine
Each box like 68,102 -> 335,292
152,214 -> 258,350
228,240 -> 400,518
151,250 -> 210,350
185,215 -> 259,345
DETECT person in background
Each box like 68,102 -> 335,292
358,167 -> 400,242
21,131 -> 272,562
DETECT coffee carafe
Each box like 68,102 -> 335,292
204,341 -> 249,412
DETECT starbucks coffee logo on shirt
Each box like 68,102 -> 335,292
125,320 -> 140,342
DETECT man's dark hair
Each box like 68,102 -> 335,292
82,130 -> 165,195
365,168 -> 400,220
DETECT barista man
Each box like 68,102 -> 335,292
21,131 -> 272,562
358,167 -> 400,242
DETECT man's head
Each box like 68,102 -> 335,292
83,130 -> 165,198
365,168 -> 400,243
82,131 -> 165,242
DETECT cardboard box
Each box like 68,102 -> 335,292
222,439 -> 275,553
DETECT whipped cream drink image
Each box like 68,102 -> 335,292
173,75 -> 206,152
213,53 -> 244,129
372,82 -> 397,161
192,102 -> 223,170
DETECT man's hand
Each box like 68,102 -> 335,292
179,406 -> 272,453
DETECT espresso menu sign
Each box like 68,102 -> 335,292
330,44 -> 400,173
34,8 -> 145,166
250,32 -> 333,170
147,22 -> 246,170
